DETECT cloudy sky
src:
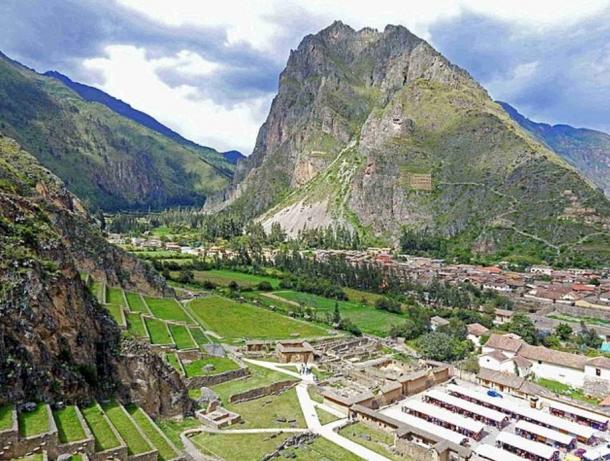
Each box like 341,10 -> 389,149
1,0 -> 610,153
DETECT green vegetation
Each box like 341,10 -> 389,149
193,270 -> 281,289
281,437 -> 362,461
189,327 -> 209,346
343,287 -> 384,305
80,404 -> 121,452
11,454 -> 45,461
537,378 -> 601,404
168,324 -> 197,349
212,364 -> 296,403
549,313 -> 610,327
338,422 -> 402,460
105,304 -> 126,327
144,318 -> 174,345
106,287 -> 126,306
315,406 -> 341,425
126,313 -> 148,338
156,417 -> 200,449
187,295 -> 328,341
18,404 -> 49,437
90,281 -> 105,304
227,389 -> 305,429
274,290 -> 401,336
190,432 -> 292,461
126,292 -> 149,313
53,406 -> 86,443
183,356 -> 239,378
0,405 -> 13,430
164,353 -> 183,374
126,407 -> 179,461
101,402 -> 153,455
144,297 -> 192,323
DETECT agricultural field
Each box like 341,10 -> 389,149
106,287 -> 126,306
126,313 -> 148,339
168,324 -> 197,349
189,327 -> 209,346
144,297 -> 192,323
18,404 -> 49,437
182,356 -> 240,378
90,280 -> 105,304
227,388 -> 305,429
53,406 -> 86,443
164,353 -> 184,374
105,304 -> 126,327
0,405 -> 13,430
212,364 -> 296,403
126,407 -> 180,461
187,295 -> 328,341
189,432 -> 293,461
191,269 -> 281,289
125,292 -> 149,313
272,290 -> 403,336
102,402 -> 153,456
144,318 -> 174,345
81,404 -> 121,452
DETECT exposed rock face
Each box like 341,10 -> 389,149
212,21 -> 610,262
0,135 -> 184,411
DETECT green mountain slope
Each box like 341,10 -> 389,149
0,52 -> 231,211
210,21 -> 610,265
499,101 -> 610,198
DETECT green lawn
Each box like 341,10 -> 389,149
183,356 -> 240,378
106,287 -> 126,306
156,417 -> 201,449
537,378 -> 601,404
126,313 -> 148,338
280,437 -> 362,461
105,304 -> 126,327
190,432 -> 292,461
80,404 -> 121,452
144,297 -> 192,324
338,422 -> 402,460
193,269 -> 281,289
227,388 -> 305,429
53,406 -> 86,443
125,292 -> 149,313
90,280 -> 105,304
126,407 -> 179,461
168,324 -> 197,350
343,287 -> 385,305
316,406 -> 341,425
274,290 -> 404,336
165,353 -> 184,375
187,295 -> 328,341
18,404 -> 49,437
144,318 -> 174,345
101,402 -> 153,456
212,364 -> 296,404
0,405 -> 13,430
189,327 -> 209,346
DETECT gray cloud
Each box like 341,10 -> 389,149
428,9 -> 610,133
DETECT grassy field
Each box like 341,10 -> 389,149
343,287 -> 385,305
190,432 -> 292,461
164,353 -> 184,374
144,318 -> 174,345
80,404 -> 121,452
144,297 -> 192,323
548,313 -> 610,327
126,313 -> 148,338
315,406 -> 341,425
105,304 -> 126,327
125,292 -> 149,313
192,269 -> 281,289
53,406 -> 86,443
0,405 -> 13,430
90,280 -> 105,304
189,327 -> 209,346
212,364 -> 296,403
127,407 -> 179,461
227,388 -> 305,429
280,437 -> 362,461
274,290 -> 403,336
183,356 -> 240,378
338,422 -> 402,460
156,417 -> 201,449
102,402 -> 153,455
187,295 -> 328,341
537,378 -> 601,404
168,324 -> 197,349
11,455 -> 46,461
18,404 -> 49,437
106,287 -> 126,306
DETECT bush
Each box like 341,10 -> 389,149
375,297 -> 402,314
202,280 -> 217,290
257,281 -> 273,291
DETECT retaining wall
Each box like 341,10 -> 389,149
228,380 -> 297,404
186,367 -> 249,389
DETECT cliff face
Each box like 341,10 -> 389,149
499,101 -> 610,198
211,21 -> 610,263
0,135 -> 187,411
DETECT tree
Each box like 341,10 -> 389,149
576,322 -> 603,349
389,320 -> 420,340
555,323 -> 573,341
507,313 -> 538,345
257,281 -> 273,291
440,318 -> 468,341
375,297 -> 402,314
178,269 -> 194,284
332,302 -> 341,324
416,332 -> 470,362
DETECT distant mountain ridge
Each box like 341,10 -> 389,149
499,101 -> 610,198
